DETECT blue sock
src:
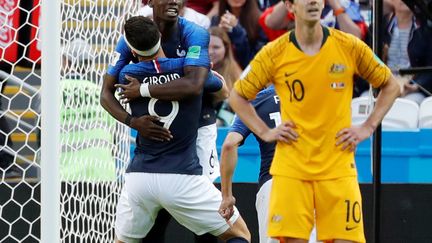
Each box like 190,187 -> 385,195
226,237 -> 249,243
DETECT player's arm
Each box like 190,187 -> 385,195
336,74 -> 400,151
208,70 -> 229,105
100,74 -> 130,124
229,44 -> 297,143
116,66 -> 208,101
148,66 -> 209,100
218,131 -> 244,221
357,39 -> 401,129
100,74 -> 172,141
365,75 -> 400,129
118,22 -> 212,101
148,24 -> 211,100
229,91 -> 271,139
100,36 -> 135,122
336,38 -> 400,151
229,90 -> 296,143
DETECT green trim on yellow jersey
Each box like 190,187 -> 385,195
289,26 -> 330,51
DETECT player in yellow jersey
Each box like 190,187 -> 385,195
229,0 -> 401,243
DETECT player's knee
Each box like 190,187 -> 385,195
222,140 -> 238,153
219,216 -> 251,242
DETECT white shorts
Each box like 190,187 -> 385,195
256,179 -> 319,243
197,123 -> 220,182
256,179 -> 279,243
115,173 -> 240,242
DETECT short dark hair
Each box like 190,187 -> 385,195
124,16 -> 160,53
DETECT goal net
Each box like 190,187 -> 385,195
0,0 -> 139,242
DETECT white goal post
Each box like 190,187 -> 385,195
0,0 -> 140,242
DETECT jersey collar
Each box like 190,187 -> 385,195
289,26 -> 330,52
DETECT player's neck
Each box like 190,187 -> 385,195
294,22 -> 323,55
155,17 -> 178,39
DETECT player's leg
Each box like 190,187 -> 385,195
195,123 -> 220,243
158,174 -> 250,242
256,179 -> 279,243
268,175 -> 315,243
115,173 -> 163,243
141,208 -> 172,243
257,179 -> 321,243
196,123 -> 220,181
314,176 -> 365,243
217,215 -> 250,242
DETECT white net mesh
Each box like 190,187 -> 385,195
0,0 -> 139,242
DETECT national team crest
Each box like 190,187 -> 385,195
329,63 -> 346,74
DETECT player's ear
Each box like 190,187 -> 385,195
131,50 -> 137,58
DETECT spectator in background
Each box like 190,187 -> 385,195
211,0 -> 268,69
256,0 -> 280,11
407,18 -> 432,101
380,0 -> 422,103
186,0 -> 220,19
208,26 -> 243,126
262,0 -> 367,40
209,27 -> 242,92
259,2 -> 296,41
376,0 -> 416,74
138,0 -> 211,29
363,0 -> 428,104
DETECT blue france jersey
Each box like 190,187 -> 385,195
107,17 -> 216,127
108,17 -> 210,79
229,86 -> 280,189
119,58 -> 221,175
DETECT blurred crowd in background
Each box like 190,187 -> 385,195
141,0 -> 432,127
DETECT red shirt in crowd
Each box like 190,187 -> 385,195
186,0 -> 218,15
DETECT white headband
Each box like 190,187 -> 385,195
124,34 -> 161,57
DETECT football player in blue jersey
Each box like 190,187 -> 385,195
219,86 -> 319,243
112,16 -> 250,243
100,1 -> 228,241
101,0 -> 223,192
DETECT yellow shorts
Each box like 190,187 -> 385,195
268,175 -> 365,243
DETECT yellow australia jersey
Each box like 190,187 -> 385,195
234,27 -> 391,180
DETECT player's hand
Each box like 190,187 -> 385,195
261,121 -> 298,144
114,75 -> 142,103
336,124 -> 373,152
131,115 -> 172,142
219,195 -> 236,222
